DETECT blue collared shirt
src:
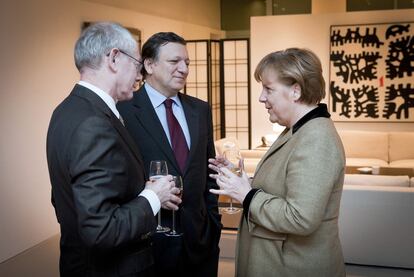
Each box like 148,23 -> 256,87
145,83 -> 191,149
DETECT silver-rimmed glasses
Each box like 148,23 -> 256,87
118,49 -> 143,73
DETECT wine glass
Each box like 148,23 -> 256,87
149,160 -> 170,233
165,175 -> 183,237
221,149 -> 242,214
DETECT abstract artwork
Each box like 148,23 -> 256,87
329,22 -> 414,121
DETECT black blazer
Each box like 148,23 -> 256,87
47,85 -> 156,277
118,86 -> 222,265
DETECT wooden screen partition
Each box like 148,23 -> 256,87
222,39 -> 251,149
185,39 -> 251,146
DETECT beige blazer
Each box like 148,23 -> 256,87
236,118 -> 346,277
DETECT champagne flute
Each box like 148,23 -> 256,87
149,160 -> 170,233
165,175 -> 183,237
222,149 -> 242,214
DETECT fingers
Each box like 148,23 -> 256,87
169,194 -> 182,204
162,201 -> 179,211
209,188 -> 227,195
161,189 -> 182,210
219,166 -> 232,177
208,163 -> 220,173
209,173 -> 219,180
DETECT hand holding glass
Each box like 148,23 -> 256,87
149,160 -> 170,233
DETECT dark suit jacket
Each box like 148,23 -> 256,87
118,86 -> 222,267
47,84 -> 157,277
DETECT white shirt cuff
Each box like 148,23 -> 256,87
138,189 -> 161,216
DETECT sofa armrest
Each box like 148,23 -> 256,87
339,185 -> 414,268
344,174 -> 410,187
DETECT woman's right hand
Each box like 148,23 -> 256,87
208,154 -> 230,180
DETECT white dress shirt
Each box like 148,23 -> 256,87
77,81 -> 161,215
145,82 -> 191,148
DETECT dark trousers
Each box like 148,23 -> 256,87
152,233 -> 219,277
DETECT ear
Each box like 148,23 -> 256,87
144,58 -> 154,75
292,84 -> 301,101
107,48 -> 119,72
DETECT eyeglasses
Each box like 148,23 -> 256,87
118,49 -> 143,73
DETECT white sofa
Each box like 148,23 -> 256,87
339,182 -> 414,269
338,130 -> 414,168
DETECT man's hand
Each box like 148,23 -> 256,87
145,175 -> 182,210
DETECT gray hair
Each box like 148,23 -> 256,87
74,22 -> 137,72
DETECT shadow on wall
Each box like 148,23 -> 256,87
0,234 -> 59,277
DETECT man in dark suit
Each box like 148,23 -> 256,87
118,32 -> 222,276
46,22 -> 181,277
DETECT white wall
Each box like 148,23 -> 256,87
250,9 -> 414,147
0,0 -> 222,263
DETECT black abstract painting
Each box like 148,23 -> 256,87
329,22 -> 414,122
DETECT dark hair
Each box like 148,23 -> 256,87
141,32 -> 186,77
254,48 -> 325,105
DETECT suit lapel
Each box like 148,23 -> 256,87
72,85 -> 144,168
180,93 -> 199,176
254,128 -> 292,174
132,87 -> 180,172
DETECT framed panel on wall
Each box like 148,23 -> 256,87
329,22 -> 414,122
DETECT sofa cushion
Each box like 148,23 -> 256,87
345,158 -> 388,167
338,130 -> 389,162
389,132 -> 414,162
389,159 -> 414,168
411,177 -> 414,187
344,174 -> 410,187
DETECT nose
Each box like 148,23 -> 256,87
259,89 -> 266,103
178,60 -> 189,74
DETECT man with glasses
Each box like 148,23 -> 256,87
118,32 -> 222,277
46,22 -> 181,277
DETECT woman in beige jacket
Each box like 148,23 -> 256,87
209,48 -> 346,277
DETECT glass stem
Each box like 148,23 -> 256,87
230,198 -> 233,210
172,211 -> 176,233
158,209 -> 162,226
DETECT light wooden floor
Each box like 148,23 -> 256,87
1,234 -> 414,277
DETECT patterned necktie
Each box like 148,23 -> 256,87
164,99 -> 189,173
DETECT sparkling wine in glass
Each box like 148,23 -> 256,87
222,149 -> 242,214
149,160 -> 170,233
166,175 -> 183,237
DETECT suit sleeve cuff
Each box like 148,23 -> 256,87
138,189 -> 161,216
242,188 -> 261,221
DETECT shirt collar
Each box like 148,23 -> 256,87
78,80 -> 120,119
145,82 -> 182,108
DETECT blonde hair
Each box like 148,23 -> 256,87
254,48 -> 325,105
